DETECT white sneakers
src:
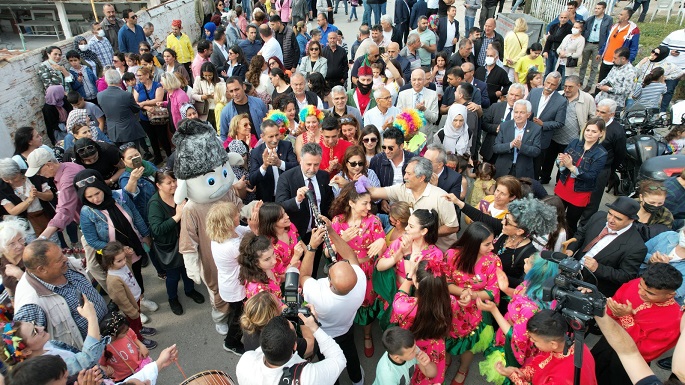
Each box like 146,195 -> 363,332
215,323 -> 228,335
141,298 -> 159,312
140,313 -> 149,324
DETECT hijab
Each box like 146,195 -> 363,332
66,108 -> 90,134
73,137 -> 101,164
652,45 -> 670,63
442,104 -> 470,155
45,85 -> 68,123
73,36 -> 102,75
179,103 -> 196,119
204,22 -> 217,41
74,169 -> 145,257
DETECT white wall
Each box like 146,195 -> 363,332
0,0 -> 200,158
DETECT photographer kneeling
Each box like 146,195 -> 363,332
236,299 -> 346,384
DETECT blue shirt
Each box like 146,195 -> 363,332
117,24 -> 146,53
238,39 -> 263,64
319,24 -> 339,47
589,16 -> 604,43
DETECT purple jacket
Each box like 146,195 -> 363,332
49,162 -> 85,230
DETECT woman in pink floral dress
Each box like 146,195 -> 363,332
444,222 -> 502,385
258,203 -> 304,280
238,233 -> 303,300
330,183 -> 386,357
391,259 -> 457,385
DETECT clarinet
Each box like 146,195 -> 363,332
305,190 -> 337,272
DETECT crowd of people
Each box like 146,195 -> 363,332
3,0 -> 685,383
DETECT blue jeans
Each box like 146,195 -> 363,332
380,1 -> 386,14
350,5 -> 358,19
362,0 -> 371,25
165,264 -> 195,300
335,0 -> 348,13
464,16 -> 475,34
370,3 -> 382,24
662,78 -> 679,112
545,51 -> 558,77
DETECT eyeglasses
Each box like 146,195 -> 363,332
382,145 -> 395,151
503,215 -> 519,228
347,161 -> 364,167
75,175 -> 97,188
6,237 -> 25,250
29,321 -> 38,337
362,137 -> 377,143
310,47 -> 320,51
339,117 -> 355,124
76,145 -> 96,155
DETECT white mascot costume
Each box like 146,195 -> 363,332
173,119 -> 244,332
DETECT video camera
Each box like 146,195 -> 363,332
281,267 -> 312,322
540,251 -> 607,327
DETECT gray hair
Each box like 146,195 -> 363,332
565,75 -> 582,86
143,22 -> 154,29
291,72 -> 305,82
380,14 -> 393,25
0,158 -> 21,180
458,38 -> 472,49
545,71 -> 562,82
331,85 -> 346,96
104,69 -> 121,86
598,98 -> 617,113
0,218 -> 29,255
514,99 -> 532,113
509,83 -> 527,95
407,34 -> 420,45
227,10 -> 237,22
409,157 -> 433,183
301,142 -> 323,158
426,144 -> 447,165
373,87 -> 389,99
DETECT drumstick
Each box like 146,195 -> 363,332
175,360 -> 187,379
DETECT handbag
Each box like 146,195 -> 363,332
148,106 -> 170,125
193,82 -> 211,115
566,57 -> 578,68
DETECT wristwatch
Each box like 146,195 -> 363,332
405,273 -> 412,281
306,244 -> 315,252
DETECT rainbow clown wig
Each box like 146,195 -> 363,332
298,105 -> 325,123
393,109 -> 427,139
265,110 -> 290,134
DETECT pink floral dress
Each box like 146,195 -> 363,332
332,214 -> 385,325
381,238 -> 444,286
272,223 -> 301,277
495,281 -> 542,365
245,276 -> 282,299
444,249 -> 502,355
390,291 -> 458,385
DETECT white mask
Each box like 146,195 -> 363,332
485,57 -> 495,66
571,28 -> 580,35
97,30 -> 106,38
79,44 -> 89,52
679,231 -> 685,248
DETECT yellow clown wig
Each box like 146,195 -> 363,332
392,109 -> 427,138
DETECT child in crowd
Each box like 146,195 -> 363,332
514,43 -> 545,84
238,233 -> 283,299
430,52 -> 449,98
371,62 -> 386,90
99,312 -> 152,382
97,242 -> 157,350
496,310 -> 598,385
123,72 -> 137,93
665,125 -> 685,154
125,53 -> 140,76
456,154 -> 474,201
372,327 -> 436,385
469,162 -> 496,207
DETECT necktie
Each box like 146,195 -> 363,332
415,92 -> 422,105
505,107 -> 512,121
582,227 -> 611,252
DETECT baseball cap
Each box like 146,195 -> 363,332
25,148 -> 56,177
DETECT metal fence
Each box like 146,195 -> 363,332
529,0 -> 601,22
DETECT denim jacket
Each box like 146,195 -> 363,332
118,161 -> 158,224
558,139 -> 607,192
80,190 -> 150,251
642,231 -> 685,305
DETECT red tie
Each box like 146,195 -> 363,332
582,227 -> 611,252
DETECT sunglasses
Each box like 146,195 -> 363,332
644,185 -> 667,191
76,145 -> 97,155
75,175 -> 97,188
382,145 -> 395,151
362,137 -> 377,143
347,161 -> 364,167
339,117 -> 355,124
310,47 -> 320,51
129,14 -> 138,19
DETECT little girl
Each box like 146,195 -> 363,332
666,125 -> 685,154
238,233 -> 287,300
125,53 -> 140,76
97,242 -> 157,351
348,0 -> 358,22
371,62 -> 386,90
469,162 -> 496,207
99,311 -> 151,382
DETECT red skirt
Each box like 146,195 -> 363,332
554,177 -> 591,207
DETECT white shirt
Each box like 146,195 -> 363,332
261,37 -> 283,64
445,18 -> 457,48
214,40 -> 229,61
1,179 -> 50,213
236,328 -> 346,385
383,30 -> 393,44
108,265 -> 141,300
296,93 -> 324,110
391,153 -> 405,186
303,264 -> 366,337
427,0 -> 439,8
536,92 -> 552,117
584,222 -> 633,259
211,226 -> 250,302
259,145 -> 287,195
363,106 -> 400,133
116,362 -> 159,385
576,5 -> 590,19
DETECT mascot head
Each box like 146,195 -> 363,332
172,119 -> 243,204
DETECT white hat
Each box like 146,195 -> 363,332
25,148 -> 56,177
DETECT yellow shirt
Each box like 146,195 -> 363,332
166,33 -> 194,64
514,55 -> 545,83
504,31 -> 529,67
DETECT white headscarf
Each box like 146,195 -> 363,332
439,104 -> 470,156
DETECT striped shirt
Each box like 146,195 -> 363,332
89,36 -> 114,67
633,82 -> 667,110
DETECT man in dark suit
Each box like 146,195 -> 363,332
437,6 -> 460,53
448,38 -> 476,71
248,121 -> 298,202
481,83 -> 526,163
425,144 -> 462,200
370,127 -> 415,213
461,62 -> 490,108
275,143 -> 334,277
97,69 -> 147,147
474,45 -> 511,104
392,0 -> 411,44
565,197 -> 647,297
527,71 -> 567,181
493,99 -> 542,179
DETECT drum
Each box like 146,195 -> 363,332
179,370 -> 237,385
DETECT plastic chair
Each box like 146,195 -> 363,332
676,0 -> 685,24
650,0 -> 678,22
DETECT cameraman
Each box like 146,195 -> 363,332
595,311 -> 685,385
299,218 -> 367,385
236,306 -> 346,385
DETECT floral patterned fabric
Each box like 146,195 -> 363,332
245,276 -> 282,299
381,238 -> 444,285
272,223 -> 301,277
495,281 -> 541,366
